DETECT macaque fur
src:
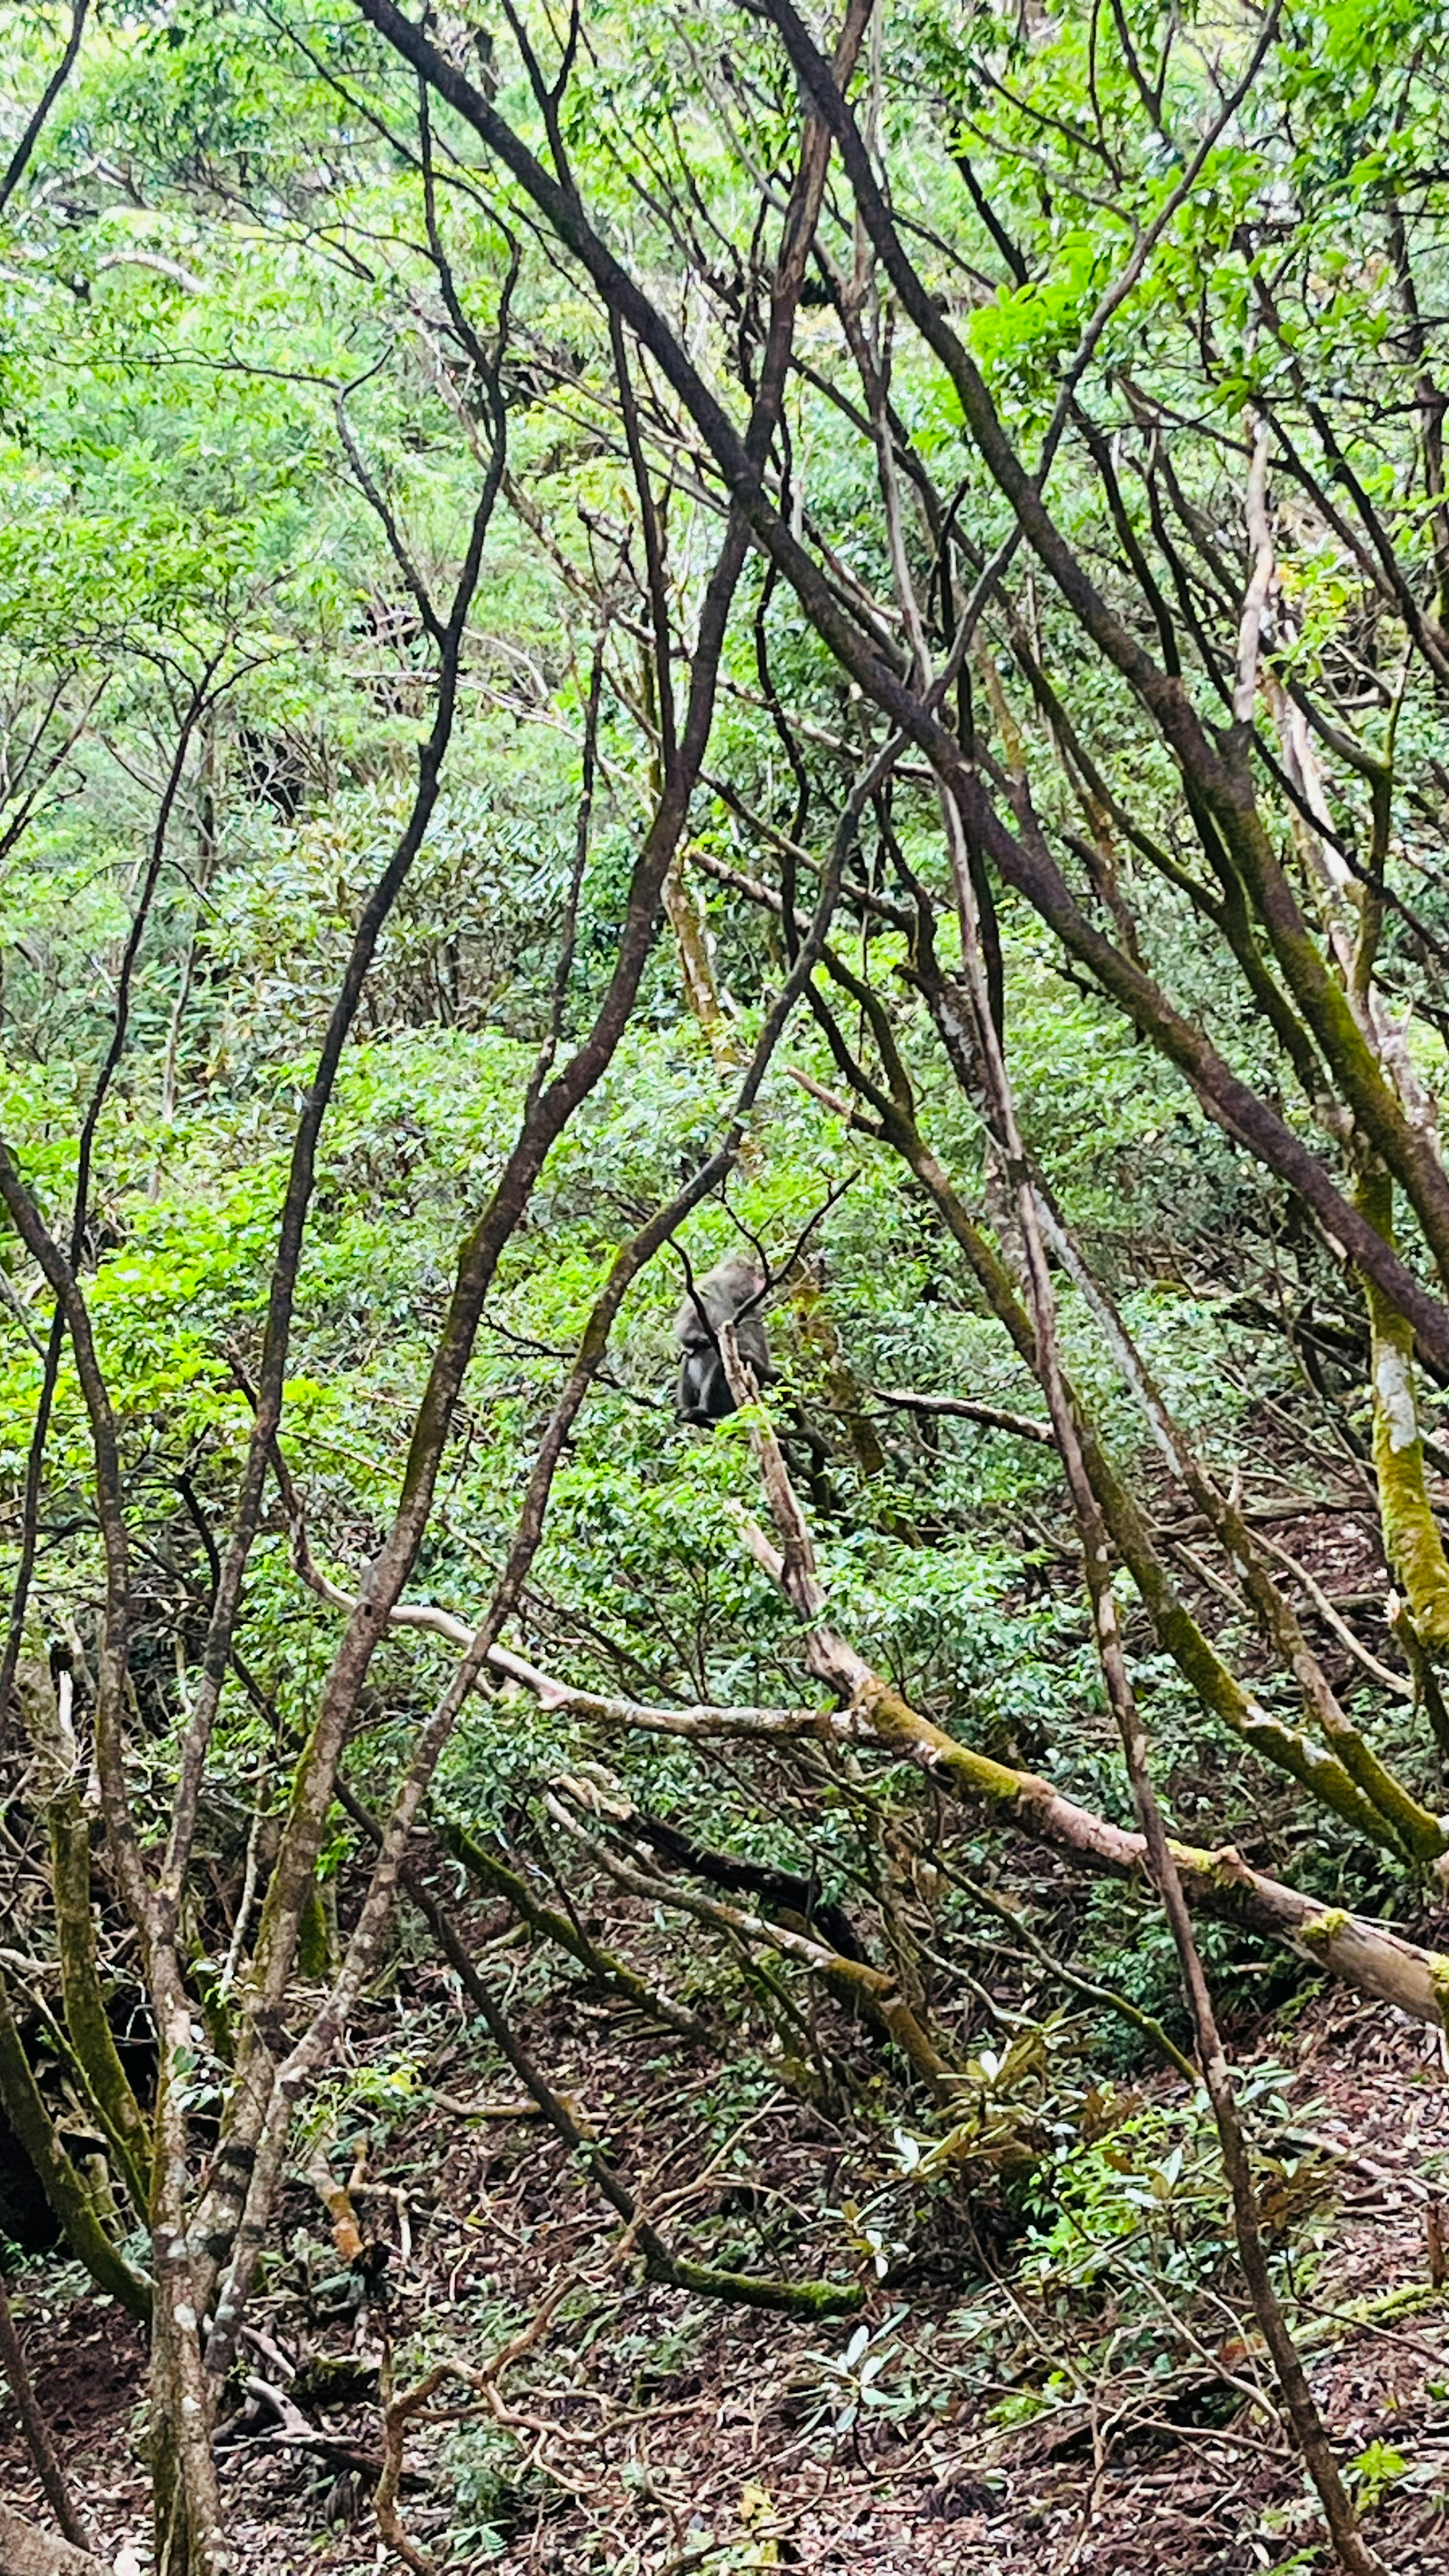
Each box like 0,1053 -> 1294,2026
674,1252 -> 773,1424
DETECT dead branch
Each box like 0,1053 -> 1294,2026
872,1386 -> 1057,1443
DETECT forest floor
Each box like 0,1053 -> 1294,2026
5,1909 -> 1449,2576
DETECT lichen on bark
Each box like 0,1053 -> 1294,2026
1357,1167 -> 1449,1654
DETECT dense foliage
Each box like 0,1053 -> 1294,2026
3,3 -> 1449,2569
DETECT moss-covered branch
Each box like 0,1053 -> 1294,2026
0,1969 -> 150,2321
1357,1165 -> 1449,1660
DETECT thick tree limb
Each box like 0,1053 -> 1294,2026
0,2511 -> 107,2576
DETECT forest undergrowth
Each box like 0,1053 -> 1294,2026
7,1 -> 1449,2570
6,1905 -> 1449,2576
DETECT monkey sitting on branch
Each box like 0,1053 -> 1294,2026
674,1252 -> 774,1426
